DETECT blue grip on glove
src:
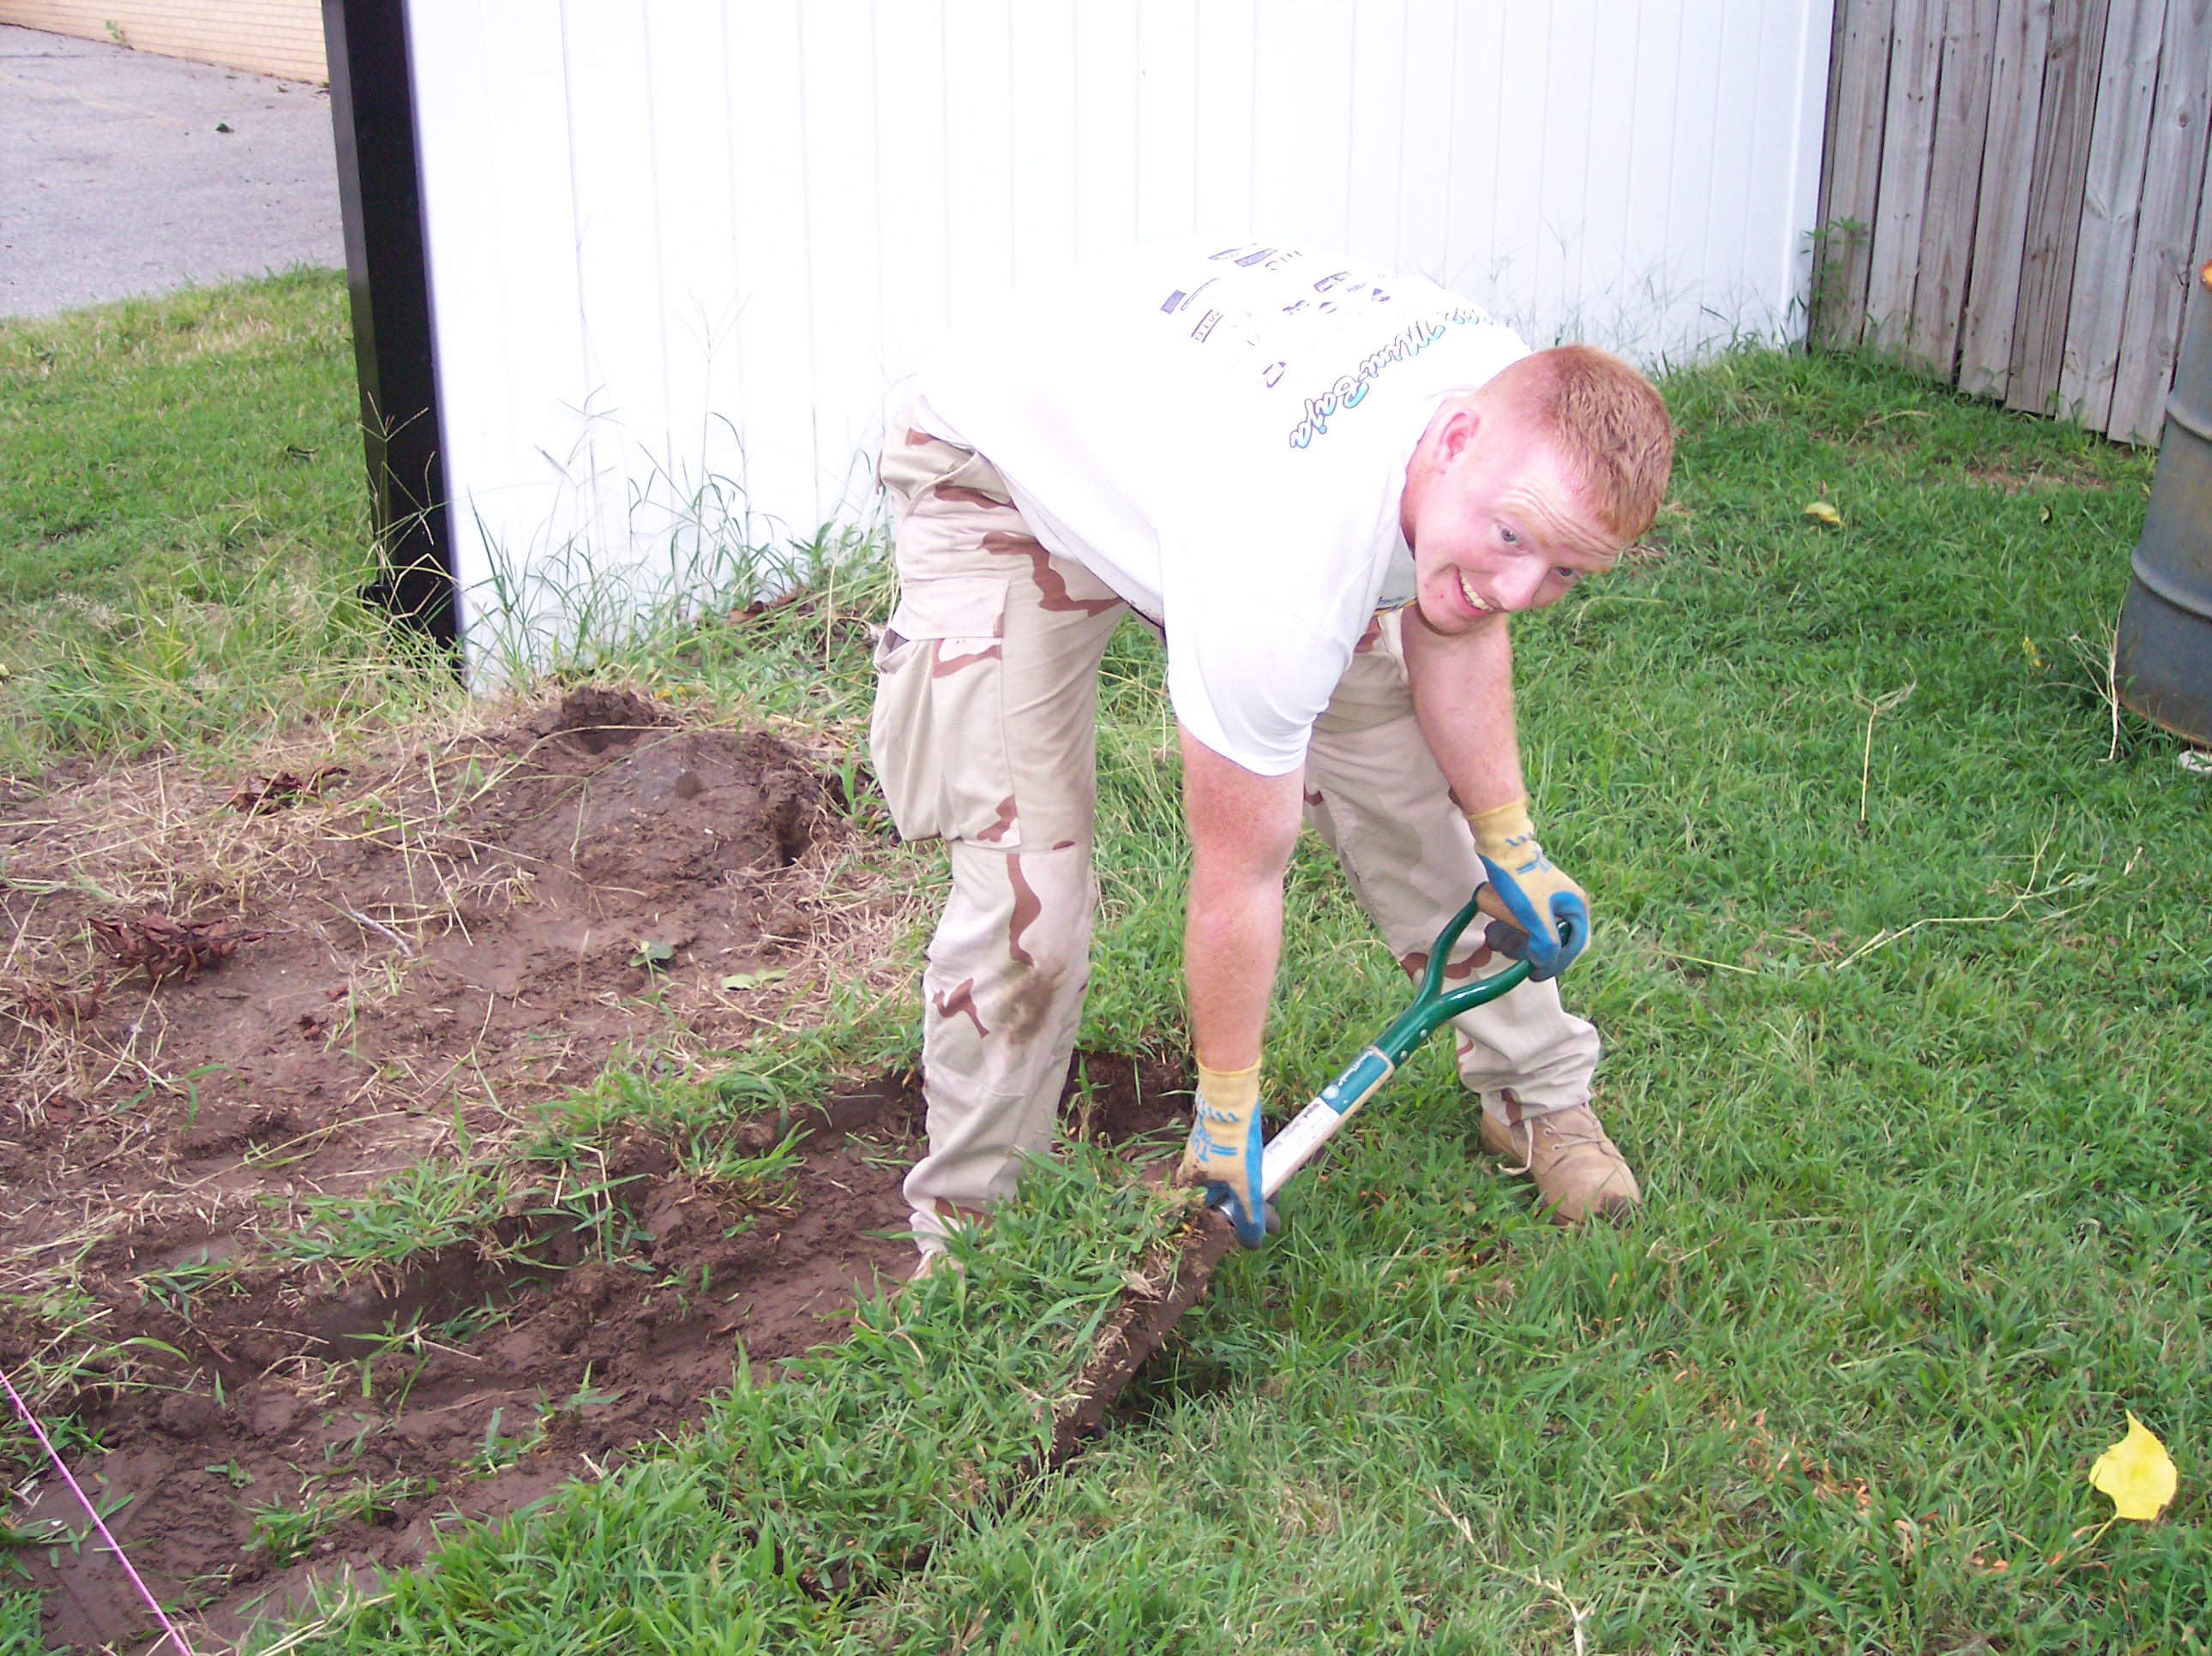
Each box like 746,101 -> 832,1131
1469,799 -> 1590,981
1181,1060 -> 1270,1248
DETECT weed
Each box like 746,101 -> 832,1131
244,1495 -> 329,1565
675,1125 -> 805,1208
131,1253 -> 237,1317
271,1159 -> 516,1269
248,1475 -> 428,1563
0,1588 -> 61,1655
468,1407 -> 539,1475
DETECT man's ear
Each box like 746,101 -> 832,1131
1436,406 -> 1482,467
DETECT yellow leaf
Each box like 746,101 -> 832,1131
2023,636 -> 2043,669
1803,501 -> 1842,526
2089,1413 -> 2177,1521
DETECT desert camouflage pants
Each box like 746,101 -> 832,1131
870,412 -> 1600,1253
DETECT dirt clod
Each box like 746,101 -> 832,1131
5,982 -> 99,1025
226,764 -> 348,814
89,910 -> 267,985
522,683 -> 672,753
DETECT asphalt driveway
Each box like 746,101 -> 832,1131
0,24 -> 343,319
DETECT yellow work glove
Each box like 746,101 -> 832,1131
1179,1059 -> 1271,1247
1467,798 -> 1590,981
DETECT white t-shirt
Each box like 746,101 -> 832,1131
913,239 -> 1529,777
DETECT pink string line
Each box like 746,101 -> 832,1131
0,1361 -> 195,1656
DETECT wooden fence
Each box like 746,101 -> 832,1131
1814,0 -> 2212,444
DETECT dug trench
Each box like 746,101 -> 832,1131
0,687 -> 1195,1650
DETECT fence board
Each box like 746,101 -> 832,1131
1781,0 -> 1843,327
1393,0 -> 1460,280
872,1 -> 950,365
560,2 -> 670,555
1073,2 -> 1141,258
1135,0 -> 1201,242
1618,0 -> 1684,338
2196,85 -> 2212,393
1956,0 -> 2053,397
1005,2 -> 1079,292
408,0 -> 585,640
644,2 -> 747,530
1249,0 -> 1358,254
1441,2 -> 1507,297
1703,0 -> 1771,310
1908,0 -> 2000,372
2005,0 -> 2107,415
1345,2 -> 1410,264
1190,0 -> 1258,239
1864,0 -> 1945,350
940,3 -> 1017,327
2107,0 -> 2212,441
722,3 -> 817,535
1488,2 -> 1557,324
2058,0 -> 2169,428
802,0 -> 890,518
1533,6 -> 1596,316
1815,0 -> 1896,347
1817,0 -> 1852,240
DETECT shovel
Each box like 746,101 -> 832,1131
1049,882 -> 1540,1462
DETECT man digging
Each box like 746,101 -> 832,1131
869,241 -> 1673,1271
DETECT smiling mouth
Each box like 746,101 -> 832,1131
1457,569 -> 1498,614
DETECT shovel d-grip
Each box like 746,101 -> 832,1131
1259,882 -> 1531,1200
1048,883 -> 1536,1465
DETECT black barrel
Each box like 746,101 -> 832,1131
2115,260 -> 2212,746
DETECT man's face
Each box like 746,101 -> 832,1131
1404,408 -> 1624,637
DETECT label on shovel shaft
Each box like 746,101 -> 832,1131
1261,1047 -> 1393,1198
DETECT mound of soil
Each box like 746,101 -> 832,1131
0,691 -> 1195,1649
3,687 -> 841,1158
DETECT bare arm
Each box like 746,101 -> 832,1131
1180,723 -> 1306,1071
1400,607 -> 1527,813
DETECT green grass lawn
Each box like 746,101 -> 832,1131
4,279 -> 2207,1653
0,270 -> 443,772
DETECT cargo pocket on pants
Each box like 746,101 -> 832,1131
867,575 -> 1020,845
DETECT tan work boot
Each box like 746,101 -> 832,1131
909,1247 -> 964,1282
909,1197 -> 989,1281
1477,1104 -> 1641,1223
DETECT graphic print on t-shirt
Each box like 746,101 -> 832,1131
1149,244 -> 1497,450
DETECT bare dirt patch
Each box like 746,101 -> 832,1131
3,1078 -> 922,1650
0,691 -> 1191,1648
1962,459 -> 2122,492
3,685 -> 876,1144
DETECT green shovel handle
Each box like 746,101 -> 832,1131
1373,884 -> 1533,1065
1258,885 -> 1535,1202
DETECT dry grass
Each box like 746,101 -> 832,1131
0,687 -> 933,1342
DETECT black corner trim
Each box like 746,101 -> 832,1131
323,0 -> 459,653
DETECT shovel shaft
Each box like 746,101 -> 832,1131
1260,1047 -> 1393,1198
